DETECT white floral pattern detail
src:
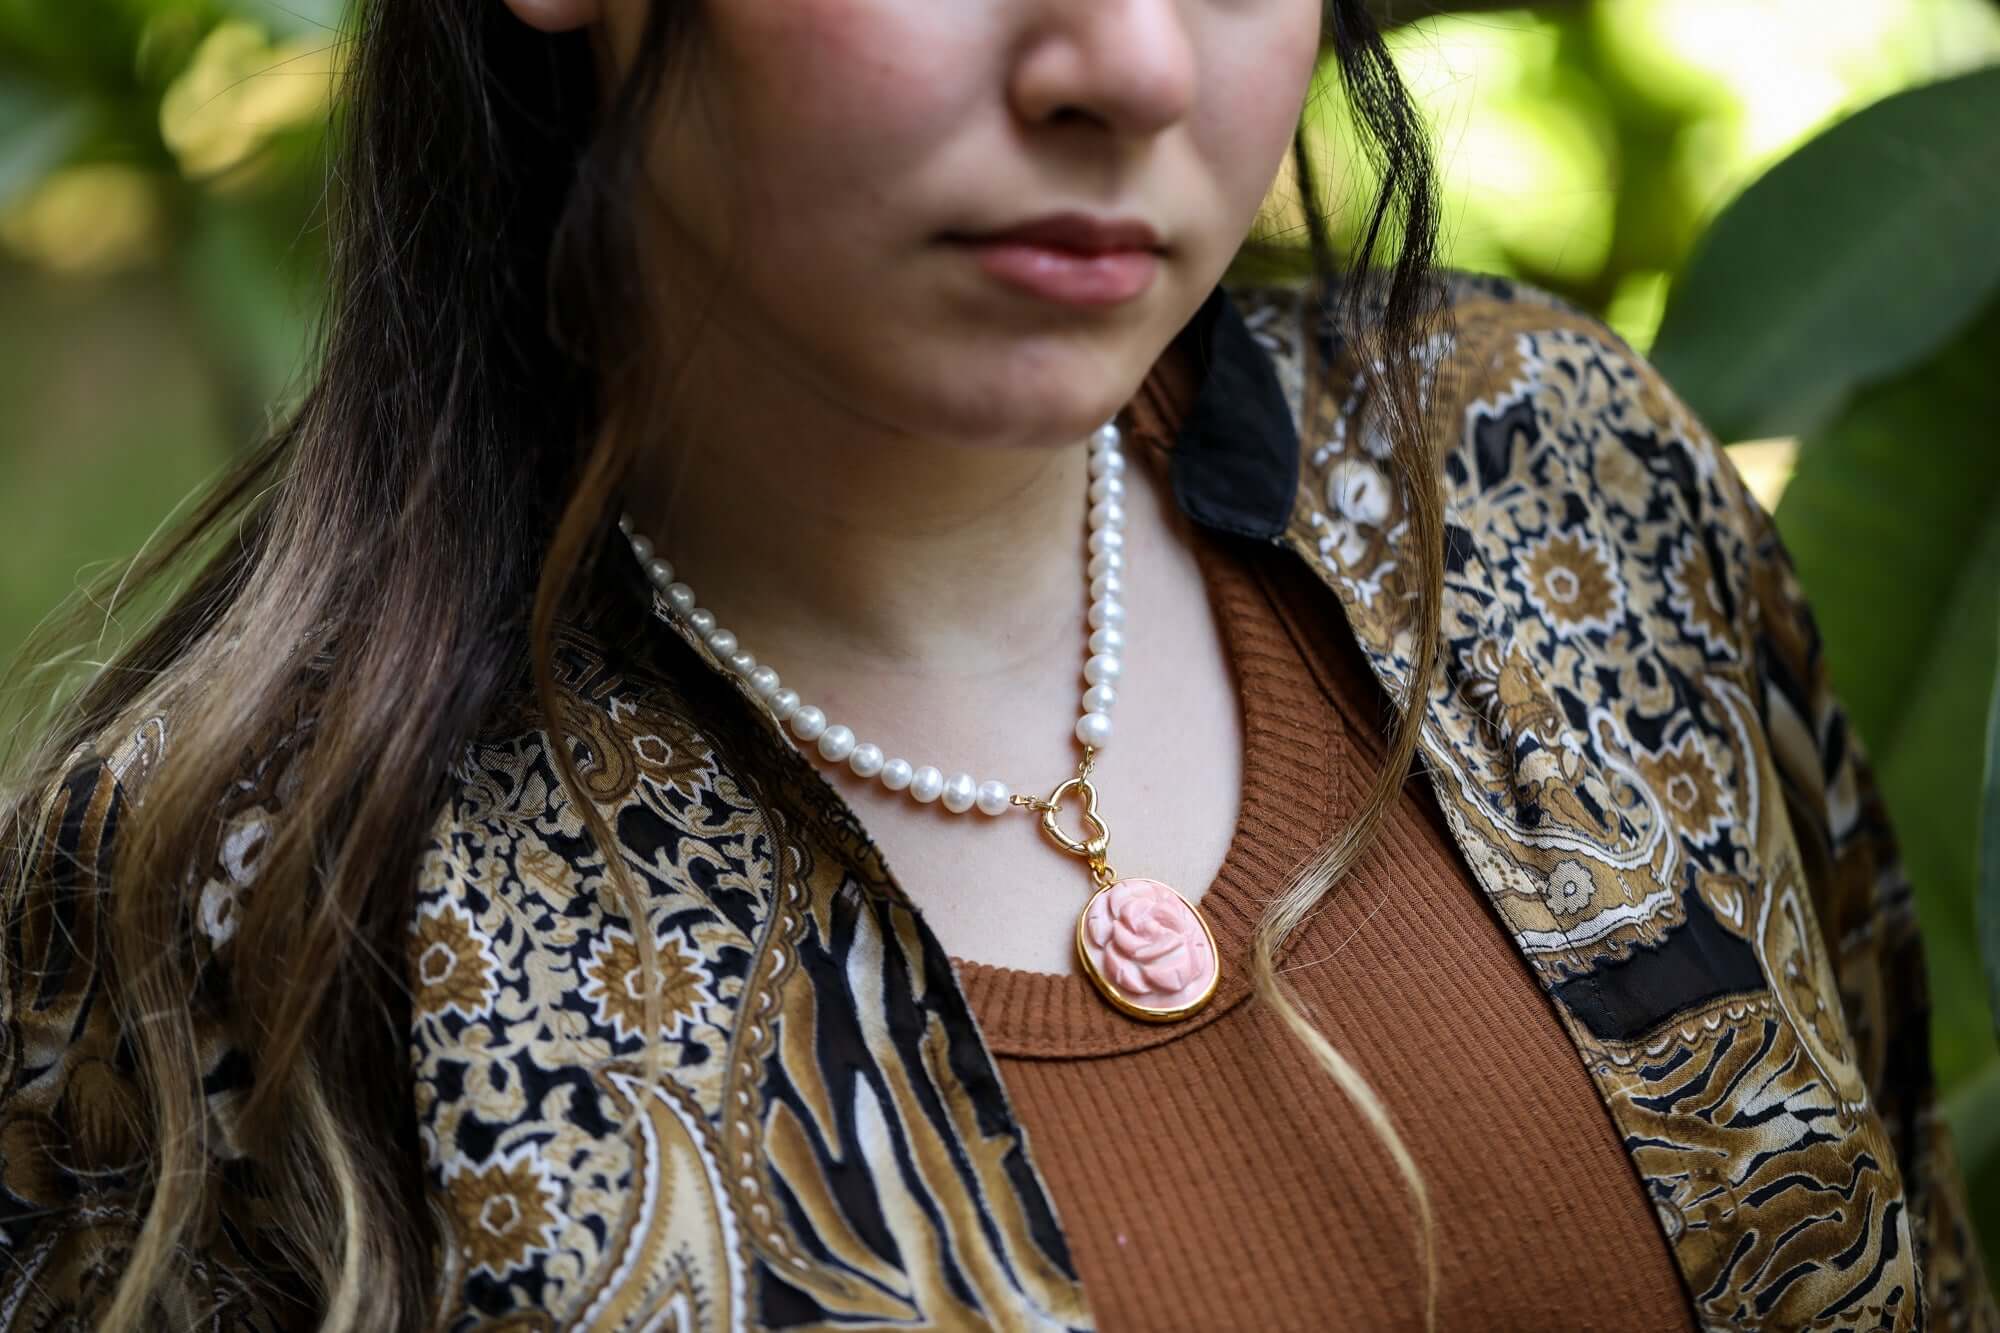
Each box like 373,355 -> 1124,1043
1544,860 -> 1596,918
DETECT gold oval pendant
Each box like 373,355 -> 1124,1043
1074,877 -> 1220,1022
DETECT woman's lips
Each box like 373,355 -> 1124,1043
948,239 -> 1161,307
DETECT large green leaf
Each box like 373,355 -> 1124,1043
1943,1058 -> 2000,1295
1652,66 -> 2000,443
1774,296 -> 2000,1098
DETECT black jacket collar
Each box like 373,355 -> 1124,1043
1161,283 -> 1302,543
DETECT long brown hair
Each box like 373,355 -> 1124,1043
0,1 -> 1448,1326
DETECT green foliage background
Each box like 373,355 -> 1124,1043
3,0 -> 1997,1293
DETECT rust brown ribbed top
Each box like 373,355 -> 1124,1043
948,523 -> 1698,1332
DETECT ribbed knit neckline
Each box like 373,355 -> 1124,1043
947,527 -> 1343,1060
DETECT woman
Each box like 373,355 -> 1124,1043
1,0 -> 1991,1329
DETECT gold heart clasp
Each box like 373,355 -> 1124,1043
1036,774 -> 1118,888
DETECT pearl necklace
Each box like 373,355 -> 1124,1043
618,419 -> 1220,1022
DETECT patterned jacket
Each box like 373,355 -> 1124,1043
4,269 -> 1994,1331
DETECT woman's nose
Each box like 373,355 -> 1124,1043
1008,0 -> 1199,140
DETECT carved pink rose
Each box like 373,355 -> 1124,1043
1081,878 -> 1215,1013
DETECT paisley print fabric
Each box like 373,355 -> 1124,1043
3,268 -> 1993,1331
406,631 -> 1091,1331
1277,270 -> 1995,1330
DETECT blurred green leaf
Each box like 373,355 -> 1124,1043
0,0 -> 154,95
214,0 -> 347,42
1371,0 -> 1573,26
1943,1056 -> 2000,1292
1653,65 -> 2000,442
1773,297 -> 2000,1095
0,77 -> 82,209
178,189 -> 322,432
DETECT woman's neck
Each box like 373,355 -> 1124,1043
617,350 -> 1107,684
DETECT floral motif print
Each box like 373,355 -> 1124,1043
442,1142 -> 564,1279
1544,859 -> 1595,917
578,926 -> 712,1042
1519,528 -> 1625,635
1664,531 -> 1735,657
412,898 -> 501,1022
1637,731 -> 1729,844
194,806 -> 270,948
198,877 -> 242,947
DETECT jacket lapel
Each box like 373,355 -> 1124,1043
630,579 -> 1099,1331
1254,273 -> 1922,1329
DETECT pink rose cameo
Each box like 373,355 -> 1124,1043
1080,878 -> 1217,1015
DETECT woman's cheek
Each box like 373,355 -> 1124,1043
1206,26 -> 1320,201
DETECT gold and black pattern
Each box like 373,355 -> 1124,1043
2,270 -> 1993,1331
406,629 -> 1092,1330
1289,269 -> 1993,1330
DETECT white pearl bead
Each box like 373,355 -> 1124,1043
1087,598 -> 1124,630
748,666 -> 780,696
769,688 -> 800,721
666,582 -> 696,615
630,534 -> 654,564
1076,710 -> 1113,747
1088,501 -> 1125,530
1087,527 -> 1123,557
689,608 -> 716,636
1083,683 -> 1116,713
910,766 -> 945,803
706,628 -> 738,657
1089,475 -> 1125,504
1088,449 -> 1125,480
645,557 -> 675,587
1089,626 -> 1124,656
1087,549 -> 1123,579
617,512 -> 634,535
941,773 -> 977,814
727,650 -> 757,676
848,743 -> 884,778
817,724 -> 856,762
1091,422 -> 1121,451
1089,572 -> 1122,602
790,705 -> 826,742
975,780 -> 1011,816
880,758 -> 913,791
1084,653 -> 1122,686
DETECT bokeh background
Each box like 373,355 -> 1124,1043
3,0 -> 1997,1288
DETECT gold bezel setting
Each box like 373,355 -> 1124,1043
1074,880 -> 1221,1022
